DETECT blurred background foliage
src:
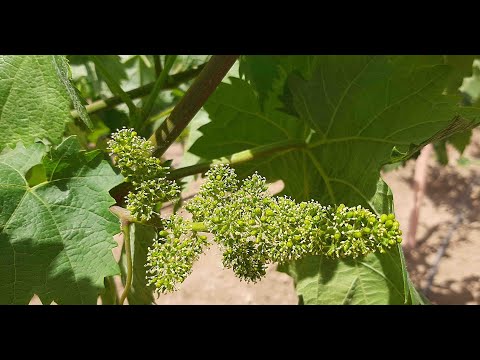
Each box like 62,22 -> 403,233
65,55 -> 228,150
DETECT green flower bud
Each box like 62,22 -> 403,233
145,215 -> 209,294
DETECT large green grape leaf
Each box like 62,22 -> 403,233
120,223 -> 155,305
0,56 -> 73,150
0,137 -> 124,304
187,55 -> 480,304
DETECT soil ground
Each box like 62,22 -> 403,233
382,132 -> 480,305
29,131 -> 480,305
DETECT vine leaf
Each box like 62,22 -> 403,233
0,136 -> 123,304
444,55 -> 480,94
278,247 -> 405,304
93,55 -> 128,87
239,55 -> 319,97
434,130 -> 473,165
460,59 -> 480,103
432,56 -> 480,164
52,55 -> 93,129
0,56 -> 73,150
185,55 -> 480,304
120,223 -> 155,305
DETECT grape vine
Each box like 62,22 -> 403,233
3,54 -> 477,305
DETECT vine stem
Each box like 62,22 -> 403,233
149,55 -> 239,158
143,105 -> 175,128
110,205 -> 164,227
119,219 -> 133,305
70,65 -> 206,119
167,139 -> 304,180
110,140 -> 304,202
154,55 -> 163,77
110,205 -> 208,232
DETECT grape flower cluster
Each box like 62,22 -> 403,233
186,164 -> 403,282
108,129 -> 403,294
107,128 -> 180,221
108,128 -> 208,294
145,215 -> 209,293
